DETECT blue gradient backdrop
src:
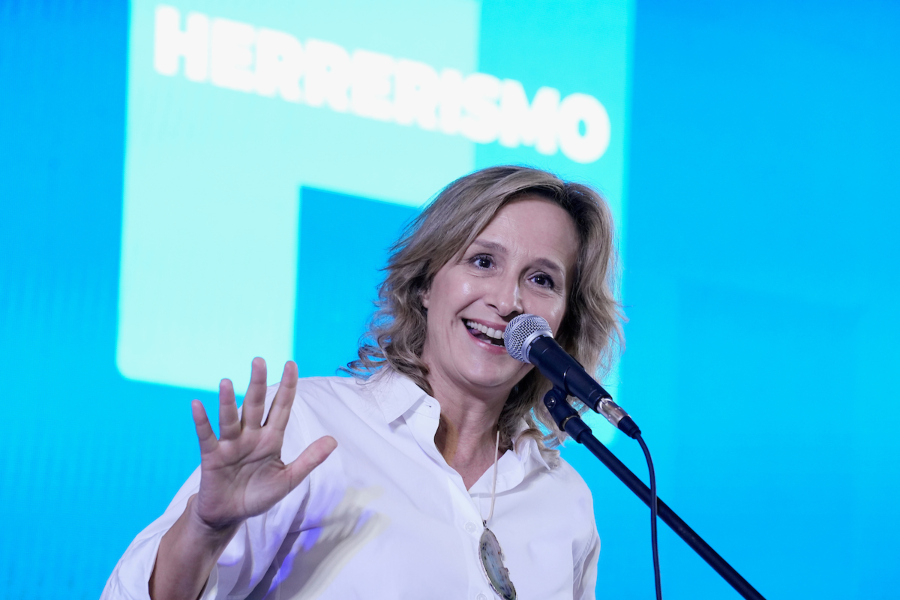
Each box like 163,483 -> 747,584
1,1 -> 898,599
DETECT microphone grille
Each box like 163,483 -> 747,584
504,314 -> 553,363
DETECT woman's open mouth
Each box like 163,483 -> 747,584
464,320 -> 506,347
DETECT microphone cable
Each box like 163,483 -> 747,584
636,433 -> 662,600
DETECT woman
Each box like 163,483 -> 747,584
102,165 -> 623,600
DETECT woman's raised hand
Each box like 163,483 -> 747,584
149,359 -> 335,599
189,357 -> 337,532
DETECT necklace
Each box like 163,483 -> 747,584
478,430 -> 517,600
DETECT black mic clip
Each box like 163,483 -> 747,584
543,386 -> 591,442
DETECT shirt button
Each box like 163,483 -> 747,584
465,521 -> 477,533
477,594 -> 488,600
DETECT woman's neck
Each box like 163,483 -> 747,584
427,375 -> 509,489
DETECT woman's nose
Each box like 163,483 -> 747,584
486,276 -> 523,317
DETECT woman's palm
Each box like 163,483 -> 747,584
190,358 -> 336,532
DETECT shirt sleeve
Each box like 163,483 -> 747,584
100,466 -> 203,600
100,385 -> 312,600
573,523 -> 600,600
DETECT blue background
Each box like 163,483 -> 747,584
2,1 -> 899,599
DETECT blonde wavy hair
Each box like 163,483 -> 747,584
347,165 -> 623,456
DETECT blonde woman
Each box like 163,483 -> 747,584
103,165 -> 623,600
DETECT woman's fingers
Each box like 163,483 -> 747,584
207,359 -> 298,450
191,400 -> 218,456
241,357 -> 268,430
286,436 -> 337,489
264,361 -> 299,432
218,378 -> 241,441
192,359 -> 331,525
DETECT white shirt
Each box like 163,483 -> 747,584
102,370 -> 600,599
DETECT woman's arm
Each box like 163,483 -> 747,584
147,358 -> 337,600
147,494 -> 238,600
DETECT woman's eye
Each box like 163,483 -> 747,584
532,273 -> 555,289
472,255 -> 493,269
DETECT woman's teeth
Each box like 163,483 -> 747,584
465,320 -> 505,345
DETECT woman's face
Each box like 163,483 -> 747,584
420,196 -> 579,403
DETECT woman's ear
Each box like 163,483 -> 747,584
421,288 -> 430,309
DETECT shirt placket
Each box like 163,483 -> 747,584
403,402 -> 507,600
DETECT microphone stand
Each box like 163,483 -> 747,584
543,387 -> 766,600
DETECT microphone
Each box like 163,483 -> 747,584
504,314 -> 641,439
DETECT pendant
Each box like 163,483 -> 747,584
479,524 -> 517,600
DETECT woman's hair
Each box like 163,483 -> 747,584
347,165 -> 624,456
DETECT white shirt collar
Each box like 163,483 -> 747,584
365,367 -> 433,423
364,368 -> 554,488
